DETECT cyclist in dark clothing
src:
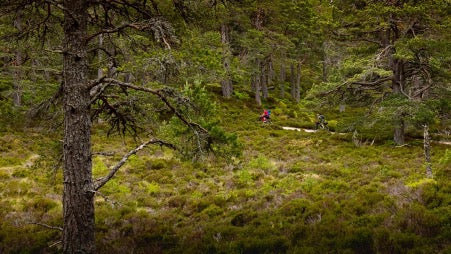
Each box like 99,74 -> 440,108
315,114 -> 327,129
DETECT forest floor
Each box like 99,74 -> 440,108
0,97 -> 450,253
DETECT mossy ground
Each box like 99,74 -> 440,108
0,96 -> 450,253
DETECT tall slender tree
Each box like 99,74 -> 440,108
1,1 -> 222,252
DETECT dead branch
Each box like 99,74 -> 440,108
87,46 -> 113,57
48,240 -> 62,248
94,138 -> 176,190
398,81 -> 414,100
28,221 -> 63,231
92,151 -> 116,156
85,23 -> 144,42
94,190 -> 122,207
88,75 -> 108,90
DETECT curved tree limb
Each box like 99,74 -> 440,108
28,221 -> 63,231
94,138 -> 176,191
85,22 -> 146,42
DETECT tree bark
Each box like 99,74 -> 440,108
389,17 -> 406,145
392,58 -> 405,145
322,41 -> 328,82
12,11 -> 23,107
294,62 -> 301,103
322,59 -> 327,82
97,34 -> 103,79
280,64 -> 285,98
254,8 -> 264,30
268,57 -> 274,85
393,118 -> 405,145
220,23 -> 233,98
62,0 -> 95,253
261,61 -> 268,99
290,63 -> 295,100
423,124 -> 432,178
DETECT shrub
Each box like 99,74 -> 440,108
248,154 -> 274,173
201,204 -> 223,217
29,197 -> 58,213
12,168 -> 30,178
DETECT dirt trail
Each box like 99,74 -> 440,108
282,126 -> 451,145
282,126 -> 345,135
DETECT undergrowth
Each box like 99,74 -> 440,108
0,97 -> 450,253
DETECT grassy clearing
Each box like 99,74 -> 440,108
0,98 -> 450,253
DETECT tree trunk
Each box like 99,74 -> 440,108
12,11 -> 23,107
389,18 -> 406,145
220,24 -> 233,98
261,61 -> 268,99
322,59 -> 327,82
290,63 -> 295,100
253,75 -> 261,106
254,8 -> 264,30
62,0 -> 95,253
322,41 -> 328,82
391,57 -> 405,145
98,34 -> 103,79
393,118 -> 405,145
423,124 -> 433,178
294,62 -> 301,103
280,64 -> 285,98
268,58 -> 274,85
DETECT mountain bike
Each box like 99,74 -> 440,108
315,121 -> 329,130
258,116 -> 272,124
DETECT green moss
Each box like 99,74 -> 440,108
0,170 -> 10,179
92,157 -> 109,177
235,169 -> 255,187
102,179 -> 131,196
0,157 -> 22,167
29,197 -> 58,213
138,181 -> 160,195
438,149 -> 451,165
248,154 -> 275,173
2,99 -> 451,253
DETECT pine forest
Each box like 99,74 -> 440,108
0,0 -> 450,253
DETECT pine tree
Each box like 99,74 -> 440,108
320,0 -> 450,145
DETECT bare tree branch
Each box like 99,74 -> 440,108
94,190 -> 122,207
28,221 -> 63,231
48,240 -> 62,248
88,75 -> 108,90
87,46 -> 113,57
93,151 -> 116,156
94,138 -> 176,191
90,82 -> 111,104
85,23 -> 144,42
